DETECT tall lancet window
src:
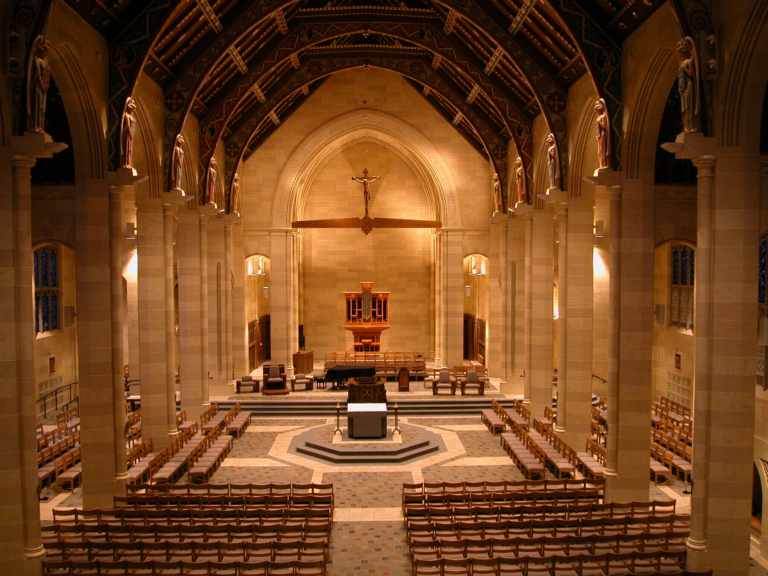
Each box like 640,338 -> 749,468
34,245 -> 60,333
670,243 -> 695,331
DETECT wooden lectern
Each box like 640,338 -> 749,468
344,282 -> 390,352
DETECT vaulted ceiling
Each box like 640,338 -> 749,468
64,0 -> 665,210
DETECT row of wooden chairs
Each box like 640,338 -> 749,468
42,522 -> 331,543
45,540 -> 329,563
404,500 -> 677,522
52,506 -> 332,524
39,430 -> 79,467
39,445 -> 81,491
500,433 -> 545,481
410,550 -> 686,576
406,516 -> 691,541
126,482 -> 334,503
408,530 -> 688,551
189,434 -> 233,484
38,418 -> 80,451
43,560 -> 327,576
655,396 -> 691,419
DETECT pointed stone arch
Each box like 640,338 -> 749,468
270,109 -> 461,230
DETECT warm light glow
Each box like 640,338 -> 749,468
246,254 -> 267,277
124,249 -> 138,281
593,247 -> 608,280
552,283 -> 559,320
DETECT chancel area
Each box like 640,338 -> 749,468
2,1 -> 768,575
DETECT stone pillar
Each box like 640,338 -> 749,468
208,218 -> 224,385
604,186 -> 622,479
442,230 -> 464,369
686,152 -> 758,576
488,215 -> 509,381
231,221 -> 247,377
529,207 -> 554,418
223,218 -> 234,382
5,153 -> 44,574
163,204 -> 178,435
554,204 -> 568,432
606,177 -> 652,502
269,230 -> 295,368
177,207 -> 211,419
108,181 -> 128,497
508,213 -> 529,396
560,190 -> 594,451
137,200 -> 170,448
433,232 -> 444,366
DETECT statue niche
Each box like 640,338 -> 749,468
27,36 -> 51,135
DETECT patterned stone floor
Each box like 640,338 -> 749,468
39,413 -> 768,575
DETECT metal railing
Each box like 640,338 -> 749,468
37,381 -> 79,420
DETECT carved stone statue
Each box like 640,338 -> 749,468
120,97 -> 138,169
491,172 -> 502,215
231,173 -> 240,215
545,133 -> 560,191
594,98 -> 611,170
205,158 -> 218,207
171,134 -> 185,193
27,37 -> 51,134
676,36 -> 700,134
514,157 -> 526,207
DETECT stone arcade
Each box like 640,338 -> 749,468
1,2 -> 768,576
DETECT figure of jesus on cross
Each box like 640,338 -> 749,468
352,168 -> 380,218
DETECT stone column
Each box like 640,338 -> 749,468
108,180 -> 129,497
163,204 -> 178,435
560,190 -> 594,451
508,213 -> 529,396
433,232 -> 444,366
686,152 -> 759,576
177,206 -> 211,419
604,186 -> 622,479
208,218 -> 224,385
8,153 -> 44,574
269,230 -> 295,368
488,215 -> 509,381
223,217 -> 234,382
137,200 -> 170,448
529,207 -> 554,417
231,221 -> 247,377
554,203 -> 568,432
442,230 -> 465,369
607,177 -> 652,502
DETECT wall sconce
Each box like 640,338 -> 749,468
247,255 -> 267,277
464,284 -> 472,297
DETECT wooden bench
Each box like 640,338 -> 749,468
650,458 -> 669,483
188,436 -> 233,484
500,433 -> 545,480
56,462 -> 82,491
481,409 -> 505,434
227,411 -> 251,437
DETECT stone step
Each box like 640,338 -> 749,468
295,441 -> 439,464
303,439 -> 432,457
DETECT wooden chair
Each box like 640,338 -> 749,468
432,369 -> 456,396
397,367 -> 410,392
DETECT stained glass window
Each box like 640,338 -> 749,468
34,246 -> 60,333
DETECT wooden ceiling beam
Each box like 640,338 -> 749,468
197,16 -> 532,198
223,51 -> 513,211
196,0 -> 223,33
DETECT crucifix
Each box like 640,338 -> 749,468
291,167 -> 441,235
352,168 -> 380,219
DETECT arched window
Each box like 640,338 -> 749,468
670,243 -> 695,330
34,245 -> 60,333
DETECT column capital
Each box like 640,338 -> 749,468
660,131 -> 717,160
692,154 -> 716,174
10,131 -> 68,163
108,167 -> 147,187
584,167 -> 624,187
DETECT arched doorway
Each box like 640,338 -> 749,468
245,254 -> 271,371
463,254 -> 489,366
